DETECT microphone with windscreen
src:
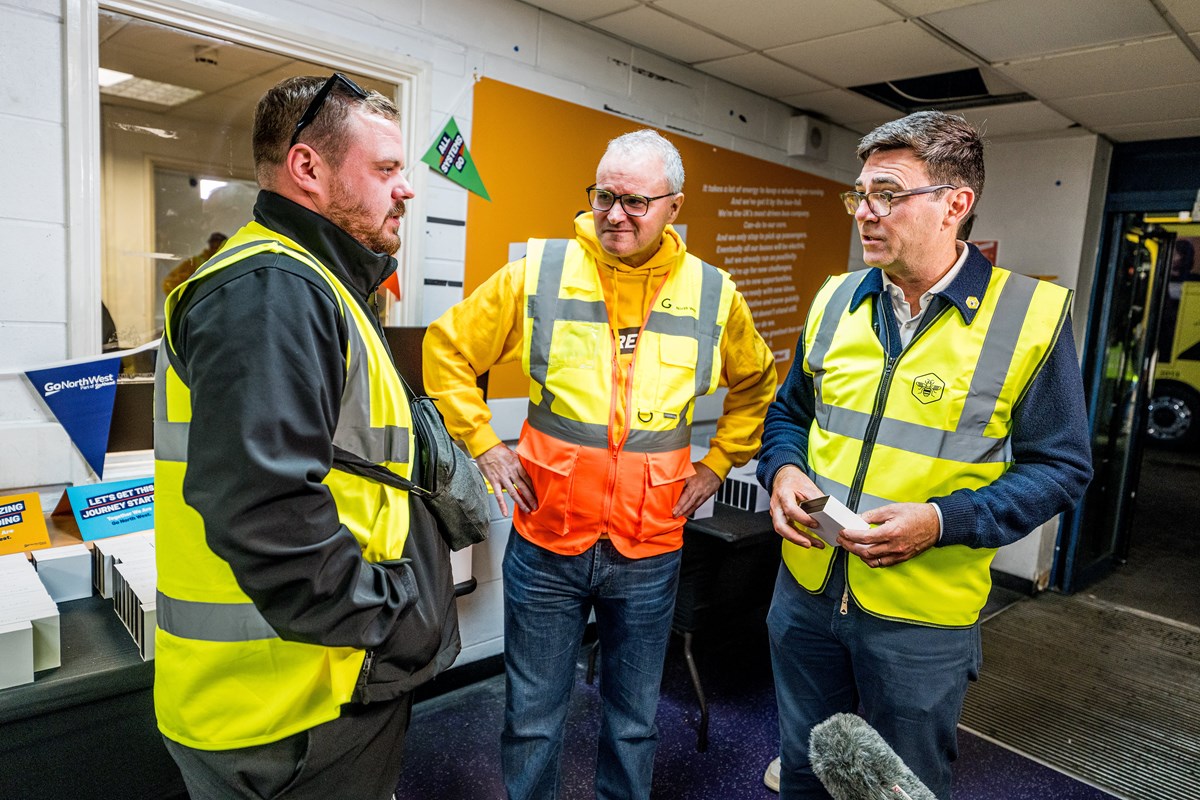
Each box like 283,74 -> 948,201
808,713 -> 938,800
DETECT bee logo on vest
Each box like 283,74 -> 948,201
912,373 -> 945,404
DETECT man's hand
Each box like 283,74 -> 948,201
673,462 -> 722,518
840,502 -> 940,568
475,444 -> 537,518
769,465 -> 826,548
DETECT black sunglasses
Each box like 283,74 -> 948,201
289,73 -> 369,148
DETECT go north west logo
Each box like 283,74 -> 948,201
912,373 -> 946,404
43,373 -> 116,397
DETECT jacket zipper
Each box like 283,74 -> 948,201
355,649 -> 376,703
840,302 -> 947,617
845,305 -> 947,510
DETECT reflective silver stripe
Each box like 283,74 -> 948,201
693,262 -> 723,395
153,342 -> 190,462
156,591 -> 279,642
808,272 -> 870,400
335,425 -> 411,463
553,297 -> 609,323
527,403 -> 691,453
808,272 -> 869,371
155,420 -> 189,462
527,239 -> 570,393
816,403 -> 1012,464
644,311 -> 698,337
956,274 -> 1038,435
331,312 -> 372,452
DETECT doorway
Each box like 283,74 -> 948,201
1057,209 -> 1200,628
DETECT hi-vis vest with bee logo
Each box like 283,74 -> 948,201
515,238 -> 734,557
787,266 -> 1071,627
153,221 -> 416,750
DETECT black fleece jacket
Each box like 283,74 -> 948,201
170,190 -> 418,654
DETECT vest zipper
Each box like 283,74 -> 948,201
845,304 -> 948,510
355,649 -> 376,703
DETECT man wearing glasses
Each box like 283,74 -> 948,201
756,111 -> 1091,798
154,74 -> 458,799
424,129 -> 776,799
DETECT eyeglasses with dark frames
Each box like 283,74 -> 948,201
839,184 -> 957,217
586,185 -> 677,218
289,73 -> 369,149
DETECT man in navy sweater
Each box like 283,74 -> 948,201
756,111 -> 1092,799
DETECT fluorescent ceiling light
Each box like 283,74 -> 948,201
101,76 -> 203,107
98,68 -> 133,87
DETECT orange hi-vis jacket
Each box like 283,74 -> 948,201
515,236 -> 735,557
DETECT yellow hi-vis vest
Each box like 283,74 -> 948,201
784,266 -> 1071,627
514,238 -> 734,554
153,221 -> 416,750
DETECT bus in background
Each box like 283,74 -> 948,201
1148,229 -> 1200,450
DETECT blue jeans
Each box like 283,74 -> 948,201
767,558 -> 981,800
501,532 -> 682,800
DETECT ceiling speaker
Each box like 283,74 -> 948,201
787,115 -> 829,160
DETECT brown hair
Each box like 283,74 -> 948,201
252,75 -> 399,185
857,111 -> 985,206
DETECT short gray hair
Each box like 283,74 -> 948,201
602,129 -> 685,194
857,111 -> 984,205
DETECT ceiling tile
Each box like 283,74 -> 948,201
1104,116 -> 1200,142
1162,0 -> 1200,32
768,20 -> 974,86
1053,82 -> 1200,129
777,87 -> 899,126
955,100 -> 1075,138
591,6 -> 747,63
887,0 -> 989,14
924,0 -> 1170,62
520,0 -> 638,22
995,36 -> 1200,100
701,76 -> 769,139
654,0 -> 899,50
695,53 -> 830,99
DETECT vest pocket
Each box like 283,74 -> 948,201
516,431 -> 581,536
627,450 -> 694,541
655,335 -> 699,413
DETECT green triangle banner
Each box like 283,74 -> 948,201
421,118 -> 490,201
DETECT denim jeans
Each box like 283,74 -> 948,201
501,531 -> 682,800
767,558 -> 981,800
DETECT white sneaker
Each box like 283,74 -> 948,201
764,756 -> 781,792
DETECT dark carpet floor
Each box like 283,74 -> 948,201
397,616 -> 1117,799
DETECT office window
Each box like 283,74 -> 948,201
97,10 -> 406,361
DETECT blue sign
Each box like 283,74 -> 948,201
66,477 -> 154,540
26,357 -> 121,479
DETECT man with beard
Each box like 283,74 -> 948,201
153,74 -> 459,800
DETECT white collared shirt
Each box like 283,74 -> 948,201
881,241 -> 969,347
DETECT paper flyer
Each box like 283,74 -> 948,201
0,493 -> 51,556
65,478 -> 155,541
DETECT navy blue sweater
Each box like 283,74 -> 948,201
756,246 -> 1093,550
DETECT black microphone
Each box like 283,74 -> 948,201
808,713 -> 939,800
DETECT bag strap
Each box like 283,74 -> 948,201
331,445 -> 432,497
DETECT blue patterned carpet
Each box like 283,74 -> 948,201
396,620 -> 1116,800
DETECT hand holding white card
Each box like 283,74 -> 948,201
797,495 -> 869,546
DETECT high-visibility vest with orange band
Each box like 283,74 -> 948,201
153,221 -> 417,750
515,238 -> 735,557
785,266 -> 1071,627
